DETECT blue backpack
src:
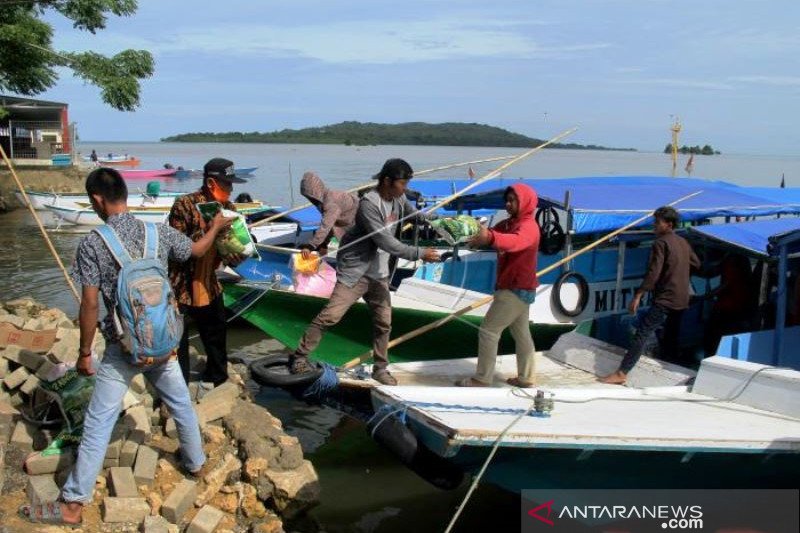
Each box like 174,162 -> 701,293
94,222 -> 183,365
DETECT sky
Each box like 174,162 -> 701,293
29,0 -> 800,154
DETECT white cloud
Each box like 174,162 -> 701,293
729,75 -> 800,87
52,18 -> 609,64
615,78 -> 734,91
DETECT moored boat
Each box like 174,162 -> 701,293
120,168 -> 177,179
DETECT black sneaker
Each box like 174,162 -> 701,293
372,370 -> 398,386
290,356 -> 314,374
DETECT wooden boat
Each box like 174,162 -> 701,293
225,176 -> 800,366
173,167 -> 257,180
45,200 -> 273,226
120,168 -> 177,179
15,189 -> 183,211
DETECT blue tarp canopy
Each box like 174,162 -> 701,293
434,176 -> 800,234
738,186 -> 800,208
688,217 -> 800,257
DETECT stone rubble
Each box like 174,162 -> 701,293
0,298 -> 320,532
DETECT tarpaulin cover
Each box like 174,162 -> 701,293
688,217 -> 800,257
433,176 -> 800,234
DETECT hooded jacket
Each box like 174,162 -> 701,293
300,171 -> 359,249
488,183 -> 540,291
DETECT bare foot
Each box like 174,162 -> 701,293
598,370 -> 627,385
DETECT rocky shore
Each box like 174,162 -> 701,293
0,298 -> 320,532
0,167 -> 86,213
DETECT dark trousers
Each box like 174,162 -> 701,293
620,304 -> 684,374
178,295 -> 228,386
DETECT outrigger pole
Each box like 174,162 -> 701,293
250,154 -> 526,230
340,189 -> 704,370
0,145 -> 81,303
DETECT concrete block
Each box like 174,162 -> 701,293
17,348 -> 44,371
26,474 -> 60,505
9,392 -> 24,408
24,451 -> 74,475
194,396 -> 235,425
10,420 -> 37,447
130,373 -> 147,394
197,382 -> 239,406
0,357 -> 8,379
103,457 -> 120,468
187,505 -> 224,533
134,445 -> 159,486
105,438 -> 123,459
20,374 -> 40,395
143,515 -> 172,533
34,358 -> 56,381
164,417 -> 178,439
124,405 -> 152,443
102,496 -> 150,523
48,329 -> 80,364
3,366 -> 30,390
122,389 -> 141,411
161,479 -> 197,524
1,314 -> 25,328
120,440 -> 139,468
108,466 -> 139,497
1,345 -> 23,364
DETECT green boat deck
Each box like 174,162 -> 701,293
223,283 -> 570,367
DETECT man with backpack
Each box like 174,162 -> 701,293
20,167 -> 231,527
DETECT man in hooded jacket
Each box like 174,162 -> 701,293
458,183 -> 540,387
290,159 -> 440,385
298,171 -> 358,260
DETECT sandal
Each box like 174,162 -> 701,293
455,377 -> 490,387
18,502 -> 82,528
506,377 -> 535,388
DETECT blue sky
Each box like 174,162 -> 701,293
34,0 -> 800,154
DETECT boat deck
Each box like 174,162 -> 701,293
366,355 -> 800,454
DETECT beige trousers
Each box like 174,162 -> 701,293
474,290 -> 535,384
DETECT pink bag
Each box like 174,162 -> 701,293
293,260 -> 337,297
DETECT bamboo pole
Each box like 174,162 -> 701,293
248,154 -> 520,229
339,190 -> 703,370
0,145 -> 81,303
253,128 -> 579,257
423,127 -> 578,214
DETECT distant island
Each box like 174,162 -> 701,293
664,143 -> 720,155
161,121 -> 635,151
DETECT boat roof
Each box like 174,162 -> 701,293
421,176 -> 800,234
688,217 -> 800,258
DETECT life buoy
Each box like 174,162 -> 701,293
535,206 -> 565,255
367,411 -> 464,490
551,270 -> 589,317
249,354 -> 323,388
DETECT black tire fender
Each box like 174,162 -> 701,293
551,270 -> 589,318
249,354 -> 323,388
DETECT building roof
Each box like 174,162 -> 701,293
0,95 -> 67,122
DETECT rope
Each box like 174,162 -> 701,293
444,394 -> 537,533
0,144 -> 81,303
302,362 -> 339,400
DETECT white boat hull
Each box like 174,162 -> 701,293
45,205 -> 168,226
16,191 -> 180,211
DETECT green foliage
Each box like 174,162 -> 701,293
664,143 -> 719,155
162,121 -> 635,151
0,0 -> 154,111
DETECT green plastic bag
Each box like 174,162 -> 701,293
216,209 -> 258,258
430,215 -> 482,245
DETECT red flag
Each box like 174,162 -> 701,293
468,165 -> 475,179
684,154 -> 694,174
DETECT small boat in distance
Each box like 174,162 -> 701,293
120,168 -> 177,179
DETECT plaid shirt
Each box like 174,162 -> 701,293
167,189 -> 235,307
71,212 -> 192,341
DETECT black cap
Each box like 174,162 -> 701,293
372,158 -> 414,181
203,157 -> 247,184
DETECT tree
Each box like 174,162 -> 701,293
0,0 -> 154,111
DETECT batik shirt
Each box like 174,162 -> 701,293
167,190 -> 235,307
70,212 -> 193,341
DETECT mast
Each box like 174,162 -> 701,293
670,116 -> 681,177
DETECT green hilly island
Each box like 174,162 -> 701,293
161,121 -> 634,151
